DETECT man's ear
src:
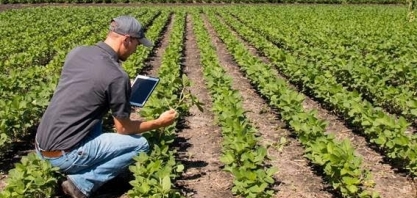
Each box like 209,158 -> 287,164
122,37 -> 131,47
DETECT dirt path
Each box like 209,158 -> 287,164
0,3 -> 238,12
202,14 -> 335,198
142,13 -> 174,77
216,13 -> 416,198
0,4 -> 34,12
174,14 -> 234,198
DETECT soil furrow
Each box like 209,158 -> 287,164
142,13 -> 175,77
174,14 -> 234,198
202,14 -> 334,198
218,13 -> 416,198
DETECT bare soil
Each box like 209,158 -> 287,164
0,2 -> 246,12
0,4 -> 31,11
174,14 -> 234,198
142,12 -> 174,77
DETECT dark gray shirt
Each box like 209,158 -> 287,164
36,42 -> 131,151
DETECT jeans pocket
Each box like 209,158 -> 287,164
48,155 -> 72,172
62,148 -> 90,173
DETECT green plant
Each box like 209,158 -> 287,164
0,153 -> 62,198
128,146 -> 184,198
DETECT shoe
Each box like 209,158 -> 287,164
61,178 -> 87,198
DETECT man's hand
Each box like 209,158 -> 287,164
157,109 -> 178,127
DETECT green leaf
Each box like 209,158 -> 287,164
220,152 -> 235,165
342,176 -> 360,185
176,164 -> 184,173
162,176 -> 171,192
249,184 -> 263,193
346,184 -> 358,193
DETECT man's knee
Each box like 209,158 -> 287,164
134,135 -> 149,153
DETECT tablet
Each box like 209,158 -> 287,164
130,75 -> 160,107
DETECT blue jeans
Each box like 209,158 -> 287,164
35,121 -> 149,197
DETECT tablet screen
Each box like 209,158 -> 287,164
130,75 -> 159,107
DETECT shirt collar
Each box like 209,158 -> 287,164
96,41 -> 119,62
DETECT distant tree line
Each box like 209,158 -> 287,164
0,0 -> 408,4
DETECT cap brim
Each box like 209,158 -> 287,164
139,37 -> 153,47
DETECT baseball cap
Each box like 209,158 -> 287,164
109,15 -> 153,48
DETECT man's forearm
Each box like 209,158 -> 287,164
114,109 -> 177,135
134,119 -> 163,134
115,118 -> 162,135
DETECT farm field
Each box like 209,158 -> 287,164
0,4 -> 417,198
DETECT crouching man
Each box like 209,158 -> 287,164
35,15 -> 177,198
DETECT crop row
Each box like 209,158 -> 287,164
0,8 -> 116,153
1,5 -> 416,197
207,9 -> 379,197
229,6 -> 417,123
191,10 -> 277,198
226,6 -> 417,175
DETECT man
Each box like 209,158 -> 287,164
34,15 -> 177,198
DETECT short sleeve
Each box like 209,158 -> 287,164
107,75 -> 131,119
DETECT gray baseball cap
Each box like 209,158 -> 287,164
109,15 -> 153,47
